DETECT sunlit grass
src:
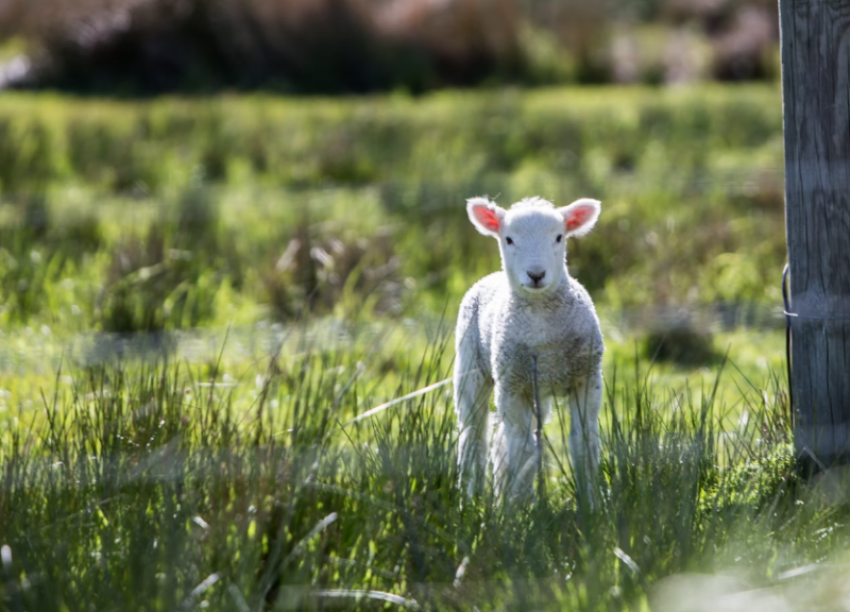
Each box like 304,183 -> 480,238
0,85 -> 785,334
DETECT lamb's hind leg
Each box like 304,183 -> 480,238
454,347 -> 492,497
569,368 -> 603,502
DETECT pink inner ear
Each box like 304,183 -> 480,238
566,206 -> 594,232
473,206 -> 501,232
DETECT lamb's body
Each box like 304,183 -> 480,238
459,271 -> 602,396
455,196 -> 604,499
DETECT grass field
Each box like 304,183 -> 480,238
0,85 -> 788,380
3,85 -> 847,611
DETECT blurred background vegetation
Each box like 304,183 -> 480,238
0,0 -> 779,94
0,90 -> 784,337
0,0 -> 787,375
0,0 -> 788,360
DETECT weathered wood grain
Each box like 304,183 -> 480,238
781,0 -> 850,469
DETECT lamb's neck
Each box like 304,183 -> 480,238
509,272 -> 573,311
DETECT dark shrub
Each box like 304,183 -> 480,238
4,0 -> 523,94
99,186 -> 239,332
643,323 -> 718,367
263,221 -> 402,321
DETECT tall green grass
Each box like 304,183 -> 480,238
0,330 -> 845,611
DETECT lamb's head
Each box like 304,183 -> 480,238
467,196 -> 601,296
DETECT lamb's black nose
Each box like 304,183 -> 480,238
527,270 -> 546,284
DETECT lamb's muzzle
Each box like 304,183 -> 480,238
527,269 -> 545,285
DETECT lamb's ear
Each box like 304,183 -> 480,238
559,198 -> 601,238
467,197 -> 506,238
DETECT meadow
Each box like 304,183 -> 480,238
2,85 -> 847,611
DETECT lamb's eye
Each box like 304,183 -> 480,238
556,234 -> 563,243
506,237 -> 514,245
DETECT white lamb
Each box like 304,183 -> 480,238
454,195 -> 604,500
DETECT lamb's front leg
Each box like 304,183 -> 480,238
491,387 -> 537,500
569,368 -> 603,501
455,360 -> 493,497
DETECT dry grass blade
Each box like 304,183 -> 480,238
344,375 -> 456,426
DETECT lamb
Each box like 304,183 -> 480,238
454,195 -> 604,500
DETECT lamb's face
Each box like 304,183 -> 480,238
499,207 -> 566,294
467,196 -> 601,297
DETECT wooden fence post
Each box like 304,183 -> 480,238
780,0 -> 850,471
